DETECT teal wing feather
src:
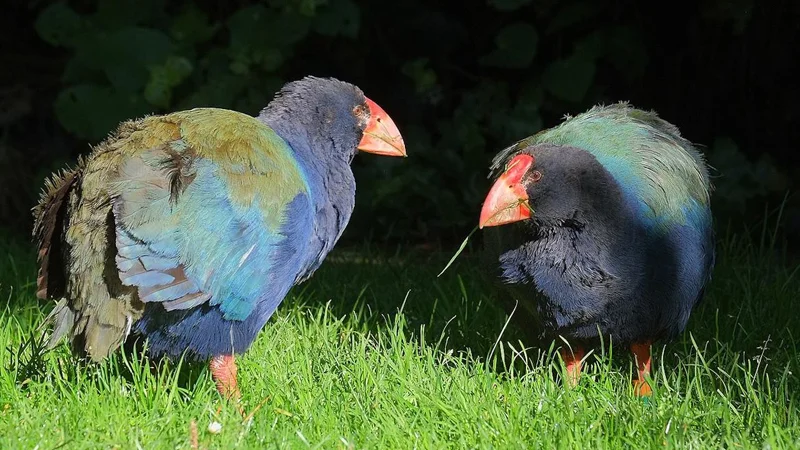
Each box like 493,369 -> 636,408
110,112 -> 313,322
498,103 -> 711,230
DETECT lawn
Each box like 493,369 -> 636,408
1,228 -> 799,449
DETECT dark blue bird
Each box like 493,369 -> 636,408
479,103 -> 714,395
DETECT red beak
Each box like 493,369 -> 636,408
357,97 -> 407,157
479,154 -> 534,228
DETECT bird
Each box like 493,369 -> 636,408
479,103 -> 714,396
33,76 -> 406,402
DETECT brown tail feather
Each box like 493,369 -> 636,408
32,156 -> 85,300
40,298 -> 76,350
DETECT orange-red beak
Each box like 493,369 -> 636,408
479,154 -> 534,228
357,97 -> 407,157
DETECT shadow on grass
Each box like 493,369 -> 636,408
3,225 -> 800,398
288,242 -> 539,360
2,236 -> 527,394
292,233 -> 800,391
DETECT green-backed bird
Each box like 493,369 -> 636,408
34,76 -> 407,401
480,103 -> 714,395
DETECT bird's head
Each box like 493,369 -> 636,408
262,76 -> 406,160
479,144 -> 604,229
353,95 -> 407,157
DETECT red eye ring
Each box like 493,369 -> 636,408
530,170 -> 542,182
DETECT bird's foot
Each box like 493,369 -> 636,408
632,379 -> 653,397
630,342 -> 653,397
560,345 -> 585,388
209,355 -> 273,420
210,354 -> 244,416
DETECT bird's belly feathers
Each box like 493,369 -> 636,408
498,221 -> 712,344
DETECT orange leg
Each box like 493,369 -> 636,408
560,346 -> 585,387
210,354 -> 241,401
630,342 -> 653,396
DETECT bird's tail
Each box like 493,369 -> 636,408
32,157 -> 86,350
32,156 -> 85,301
38,298 -> 76,350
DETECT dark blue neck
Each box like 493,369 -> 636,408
260,112 -> 355,204
258,112 -> 356,276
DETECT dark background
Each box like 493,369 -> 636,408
2,0 -> 798,252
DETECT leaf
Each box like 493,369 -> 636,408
545,1 -> 603,35
571,27 -> 647,82
164,56 -> 194,80
492,91 -> 542,143
54,84 -> 151,141
92,0 -> 162,29
437,229 -> 476,277
708,136 -> 788,206
268,0 -> 326,16
176,72 -> 249,110
499,115 -> 542,142
61,58 -> 103,84
170,5 -> 219,44
144,72 -> 171,108
227,5 -> 269,48
480,23 -> 538,69
74,27 -> 175,92
144,56 -> 193,108
228,5 -> 310,50
259,48 -> 284,72
228,47 -> 253,75
437,198 -> 531,277
235,78 -> 283,115
313,0 -> 360,38
457,82 -> 511,120
572,30 -> 609,62
402,59 -> 438,94
487,0 -> 532,12
542,55 -> 595,102
35,2 -> 85,47
269,13 -> 312,47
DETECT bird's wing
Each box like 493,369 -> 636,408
497,103 -> 712,230
110,108 -> 314,322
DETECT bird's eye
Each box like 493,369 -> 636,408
353,105 -> 368,119
530,170 -> 542,182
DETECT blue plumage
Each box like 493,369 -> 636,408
34,77 -> 406,398
134,193 -> 314,357
480,104 -> 714,394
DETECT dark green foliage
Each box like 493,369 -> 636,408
0,0 -> 795,245
708,137 -> 790,215
32,0 -> 364,143
480,23 -> 538,69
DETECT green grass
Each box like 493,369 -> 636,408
1,229 -> 799,449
